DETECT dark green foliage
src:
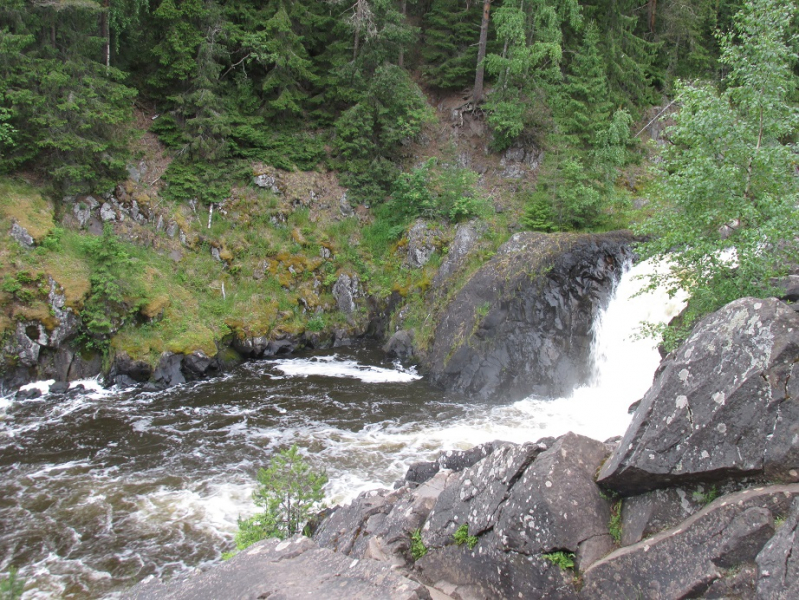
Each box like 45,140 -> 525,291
583,0 -> 658,108
421,0 -> 483,89
0,1 -> 135,192
522,190 -> 556,232
233,445 -> 327,550
388,158 -> 488,223
692,485 -> 719,505
608,499 -> 623,543
334,64 -> 432,203
79,225 -> 143,349
160,160 -> 241,205
526,108 -> 632,232
556,21 -> 614,148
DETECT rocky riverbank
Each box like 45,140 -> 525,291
127,294 -> 799,599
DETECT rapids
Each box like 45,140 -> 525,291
0,259 -> 685,599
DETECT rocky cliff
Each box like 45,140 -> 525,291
422,230 -> 633,400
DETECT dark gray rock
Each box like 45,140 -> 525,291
773,274 -> 799,302
713,507 -> 774,569
415,534 -> 577,600
620,487 -> 705,546
153,352 -> 185,387
383,330 -> 414,360
756,497 -> 799,599
182,351 -> 216,380
405,461 -> 440,485
315,472 -> 454,569
424,231 -> 633,400
437,442 -> 495,472
122,536 -> 431,600
314,488 -> 397,556
49,381 -> 69,394
704,563 -> 758,599
580,484 -> 799,599
111,352 -> 153,383
405,220 -> 442,268
10,222 -> 34,248
598,298 -> 799,495
100,202 -> 117,222
494,433 -> 613,571
422,441 -> 541,548
114,374 -> 139,387
15,387 -> 41,400
232,335 -> 270,358
73,201 -> 92,228
332,273 -> 359,316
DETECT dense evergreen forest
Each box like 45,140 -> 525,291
0,0 -> 748,204
0,0 -> 797,366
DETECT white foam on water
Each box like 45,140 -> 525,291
270,355 -> 421,383
19,379 -> 55,394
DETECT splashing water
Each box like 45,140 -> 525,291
0,258 -> 684,599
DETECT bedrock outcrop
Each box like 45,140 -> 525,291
423,231 -> 633,400
598,297 -> 799,495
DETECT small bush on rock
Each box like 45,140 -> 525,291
233,445 -> 327,552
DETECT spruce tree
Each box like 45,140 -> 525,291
421,0 -> 483,90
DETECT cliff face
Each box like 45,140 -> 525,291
422,231 -> 634,401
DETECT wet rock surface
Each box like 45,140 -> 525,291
598,297 -> 799,495
424,231 -> 633,400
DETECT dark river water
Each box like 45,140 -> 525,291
0,260 -> 685,599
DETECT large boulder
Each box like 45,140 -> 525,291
424,231 -> 633,400
598,298 -> 799,495
314,471 -> 455,570
580,484 -> 799,599
122,536 -> 431,600
423,434 -> 611,560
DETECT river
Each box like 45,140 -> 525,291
0,259 -> 685,599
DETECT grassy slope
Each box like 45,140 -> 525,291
0,94 -> 648,372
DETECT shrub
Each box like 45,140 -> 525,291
233,445 -> 327,551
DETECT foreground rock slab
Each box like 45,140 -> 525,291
599,298 -> 799,495
122,536 -> 431,600
581,484 -> 799,599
